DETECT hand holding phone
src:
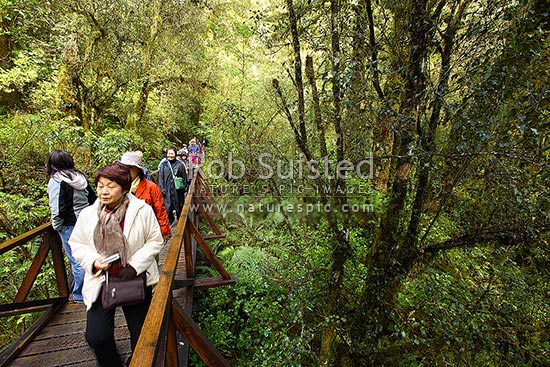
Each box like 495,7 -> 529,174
100,253 -> 120,265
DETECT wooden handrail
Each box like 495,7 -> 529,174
0,222 -> 52,255
131,168 -> 232,367
0,223 -> 68,301
130,172 -> 197,366
0,223 -> 69,367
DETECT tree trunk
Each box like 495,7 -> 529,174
319,2 -> 355,365
0,17 -> 21,107
354,0 -> 433,357
346,3 -> 369,161
364,0 -> 394,192
407,1 -> 467,243
284,0 -> 312,160
128,0 -> 164,128
56,38 -> 84,129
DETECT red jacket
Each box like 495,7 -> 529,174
134,178 -> 171,239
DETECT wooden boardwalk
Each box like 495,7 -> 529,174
7,237 -> 185,367
1,170 -> 233,367
9,304 -> 130,366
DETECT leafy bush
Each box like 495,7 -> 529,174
193,223 -> 334,366
391,247 -> 550,366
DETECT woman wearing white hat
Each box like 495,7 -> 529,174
119,151 -> 171,240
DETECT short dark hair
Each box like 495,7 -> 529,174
95,163 -> 132,192
46,150 -> 76,178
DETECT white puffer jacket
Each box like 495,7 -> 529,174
69,193 -> 163,310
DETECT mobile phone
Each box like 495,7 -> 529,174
100,253 -> 120,265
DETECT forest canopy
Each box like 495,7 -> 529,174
0,0 -> 549,366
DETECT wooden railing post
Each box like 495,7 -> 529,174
184,222 -> 194,280
189,222 -> 230,280
46,227 -> 69,298
130,174 -> 197,367
11,225 -> 69,303
14,241 -> 50,302
165,301 -> 179,367
171,299 -> 229,367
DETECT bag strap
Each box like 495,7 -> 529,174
167,161 -> 178,182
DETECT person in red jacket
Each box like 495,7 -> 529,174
118,152 -> 171,240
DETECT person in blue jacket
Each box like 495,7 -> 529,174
47,150 -> 96,303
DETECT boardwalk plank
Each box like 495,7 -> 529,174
10,345 -> 131,367
9,284 -> 148,366
18,325 -> 130,357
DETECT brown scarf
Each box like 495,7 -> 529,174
93,195 -> 130,266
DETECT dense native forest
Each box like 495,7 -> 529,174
0,0 -> 549,365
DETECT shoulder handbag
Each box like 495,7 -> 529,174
168,162 -> 185,190
101,271 -> 146,309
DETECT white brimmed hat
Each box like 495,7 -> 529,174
119,151 -> 144,172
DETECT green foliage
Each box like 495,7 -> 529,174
0,113 -> 51,187
392,247 -> 550,366
194,224 -> 335,366
91,128 -> 145,167
43,119 -> 87,151
0,192 -> 49,240
0,0 -> 549,365
194,246 -> 303,366
0,50 -> 42,92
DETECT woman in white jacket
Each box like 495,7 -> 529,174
69,163 -> 163,367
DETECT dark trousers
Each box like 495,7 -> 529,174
176,189 -> 185,216
85,286 -> 153,367
167,190 -> 185,225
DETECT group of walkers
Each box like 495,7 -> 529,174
45,142 -> 202,367
157,137 -> 206,224
172,136 -> 206,167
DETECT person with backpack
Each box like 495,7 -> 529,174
47,150 -> 97,303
